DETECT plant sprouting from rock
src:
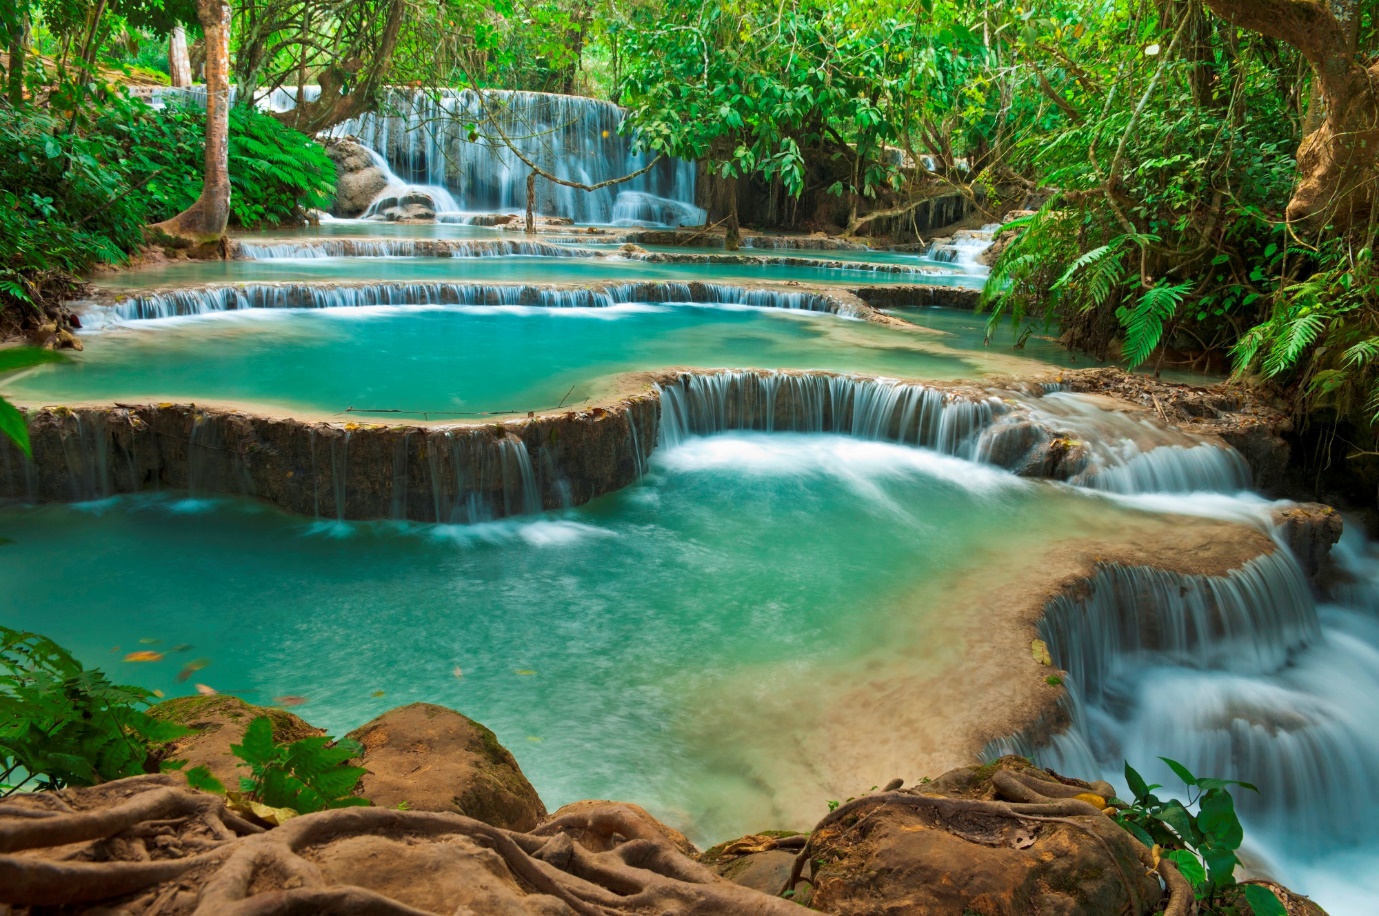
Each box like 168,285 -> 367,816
1115,758 -> 1286,916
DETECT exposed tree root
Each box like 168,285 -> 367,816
0,777 -> 805,914
779,759 -> 1189,916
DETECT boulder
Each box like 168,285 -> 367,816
325,137 -> 389,217
775,757 -> 1163,915
1271,503 -> 1343,582
368,191 -> 437,223
346,702 -> 547,831
701,832 -> 804,896
147,695 -> 322,789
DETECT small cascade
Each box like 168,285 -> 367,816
991,516 -> 1379,889
232,239 -> 593,260
609,190 -> 707,228
110,281 -> 858,321
330,89 -> 699,225
418,430 -> 541,523
1025,391 -> 1251,494
923,225 -> 1000,272
656,371 -> 1000,458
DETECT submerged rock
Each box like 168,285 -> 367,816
347,702 -> 547,831
1272,502 -> 1344,583
147,695 -> 323,788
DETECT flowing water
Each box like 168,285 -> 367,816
95,251 -> 981,290
0,434 -> 1197,843
329,89 -> 702,226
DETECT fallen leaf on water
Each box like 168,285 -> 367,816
525,736 -> 543,743
110,646 -> 121,653
371,690 -> 386,697
152,689 -> 164,698
176,658 -> 211,682
274,695 -> 308,707
195,684 -> 218,696
452,667 -> 464,678
139,637 -> 161,645
515,669 -> 536,676
124,651 -> 164,663
172,644 -> 194,653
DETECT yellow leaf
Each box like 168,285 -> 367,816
515,669 -> 537,676
124,650 -> 164,662
452,666 -> 464,678
1031,639 -> 1052,667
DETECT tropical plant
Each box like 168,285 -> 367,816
0,627 -> 192,796
1116,758 -> 1286,916
183,716 -> 369,817
0,348 -> 60,455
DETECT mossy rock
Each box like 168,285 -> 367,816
147,695 -> 323,789
346,703 -> 546,831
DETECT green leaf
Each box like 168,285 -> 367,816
1124,761 -> 1150,801
1197,788 -> 1244,850
1156,801 -> 1198,846
186,765 -> 226,794
232,717 -> 278,767
1158,757 -> 1197,788
1163,849 -> 1206,888
0,348 -> 62,374
0,398 -> 31,458
1241,884 -> 1288,916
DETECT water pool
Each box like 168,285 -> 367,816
4,305 -> 1052,419
0,433 -> 1184,843
97,253 -> 980,291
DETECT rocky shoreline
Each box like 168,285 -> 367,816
0,694 -> 1329,914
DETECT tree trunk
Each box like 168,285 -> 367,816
6,8 -> 29,106
149,0 -> 231,246
1204,0 -> 1379,231
525,171 -> 537,234
168,25 -> 191,87
725,180 -> 741,250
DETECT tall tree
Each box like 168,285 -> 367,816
1204,0 -> 1378,230
168,24 -> 192,87
149,0 -> 231,245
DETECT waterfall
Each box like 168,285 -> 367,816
1025,391 -> 1251,494
232,239 -> 594,260
655,371 -> 1000,458
329,88 -> 704,226
108,282 -> 859,321
923,225 -> 1000,272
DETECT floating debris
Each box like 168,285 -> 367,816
274,695 -> 308,707
176,658 -> 211,683
452,667 -> 464,678
172,644 -> 195,653
515,669 -> 536,676
195,684 -> 218,696
138,638 -> 161,645
124,651 -> 164,663
371,690 -> 386,697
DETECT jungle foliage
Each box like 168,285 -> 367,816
0,627 -> 192,796
0,81 -> 333,302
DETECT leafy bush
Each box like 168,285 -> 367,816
1116,758 -> 1285,916
134,103 -> 337,228
0,627 -> 192,796
1,84 -> 335,317
183,716 -> 368,819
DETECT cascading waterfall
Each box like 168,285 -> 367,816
986,514 -> 1379,902
232,239 -> 593,260
923,225 -> 1000,272
656,371 -> 1001,459
330,88 -> 704,226
1025,391 -> 1251,494
107,282 -> 858,321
